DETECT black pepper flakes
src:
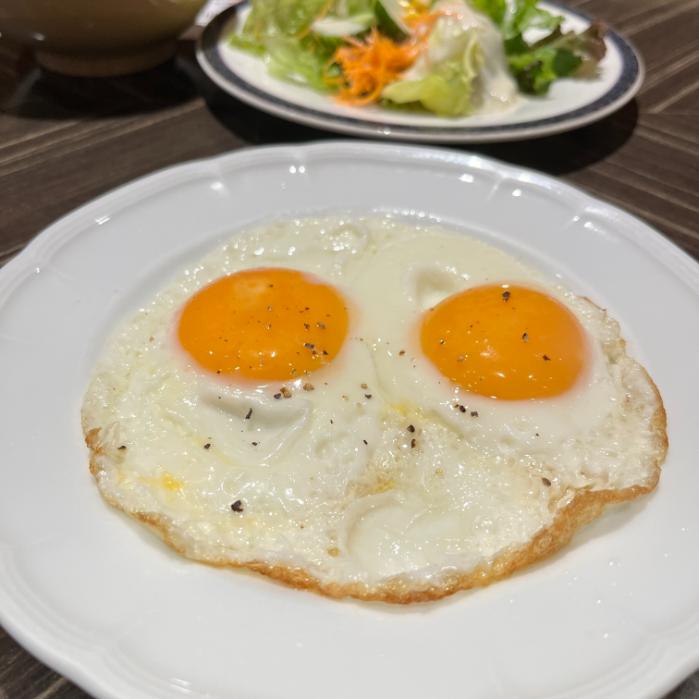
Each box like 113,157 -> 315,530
542,477 -> 552,487
204,443 -> 211,450
251,442 -> 258,446
304,342 -> 315,350
522,332 -> 528,342
470,411 -> 479,417
543,354 -> 551,361
407,424 -> 415,433
245,407 -> 253,420
273,393 -> 282,400
362,439 -> 368,445
410,438 -> 417,449
399,350 -> 406,356
117,445 -> 127,450
454,404 -> 467,413
230,500 -> 244,512
303,382 -> 315,391
502,290 -> 511,301
364,394 -> 372,399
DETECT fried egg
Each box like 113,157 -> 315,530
82,216 -> 666,602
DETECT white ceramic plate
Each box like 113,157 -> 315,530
196,3 -> 643,143
1,143 -> 698,699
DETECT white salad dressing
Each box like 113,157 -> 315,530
404,0 -> 518,112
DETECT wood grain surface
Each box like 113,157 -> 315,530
1,0 -> 698,697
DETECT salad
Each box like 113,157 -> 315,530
230,0 -> 607,117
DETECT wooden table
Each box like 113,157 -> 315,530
1,1 -> 697,696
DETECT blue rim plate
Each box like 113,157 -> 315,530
196,2 -> 643,143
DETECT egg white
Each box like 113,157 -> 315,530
82,216 -> 665,599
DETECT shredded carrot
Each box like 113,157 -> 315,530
330,29 -> 420,105
328,11 -> 448,105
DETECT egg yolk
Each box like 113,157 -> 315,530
178,268 -> 349,381
420,284 -> 587,400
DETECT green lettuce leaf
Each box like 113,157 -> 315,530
263,35 -> 340,91
241,0 -> 330,39
382,30 -> 481,116
506,0 -> 563,37
469,0 -> 506,26
229,34 -> 266,56
340,0 -> 377,16
459,0 -> 604,95
469,0 -> 607,95
232,0 -> 344,91
381,69 -> 470,115
375,0 -> 410,39
506,21 -> 607,94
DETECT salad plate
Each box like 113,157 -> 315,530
196,1 -> 643,142
1,142 -> 699,699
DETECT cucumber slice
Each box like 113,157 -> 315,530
376,0 -> 410,39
